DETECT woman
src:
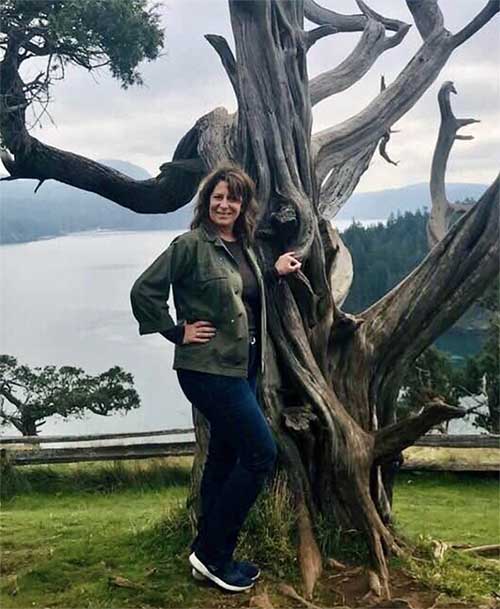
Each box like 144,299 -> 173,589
130,165 -> 301,592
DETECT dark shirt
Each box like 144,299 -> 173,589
222,238 -> 260,337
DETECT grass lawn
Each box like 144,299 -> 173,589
0,458 -> 298,609
1,459 -> 199,608
394,471 -> 499,546
0,459 -> 498,608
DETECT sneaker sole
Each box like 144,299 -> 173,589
192,567 -> 261,582
188,552 -> 254,592
192,568 -> 206,581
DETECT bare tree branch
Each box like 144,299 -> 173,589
406,0 -> 445,40
308,2 -> 410,107
304,0 -> 405,33
304,25 -> 337,51
378,75 -> 399,166
378,131 -> 398,166
0,125 -> 208,213
313,31 -> 453,186
374,399 -> 466,462
205,34 -> 239,98
427,81 -> 480,248
309,18 -> 410,107
452,0 -> 500,48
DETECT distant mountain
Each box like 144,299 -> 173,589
97,159 -> 151,180
0,159 -> 489,244
336,182 -> 488,221
0,160 -> 194,244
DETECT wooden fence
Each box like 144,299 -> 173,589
0,428 -> 195,466
1,430 -> 498,470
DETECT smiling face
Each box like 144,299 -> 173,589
208,180 -> 243,236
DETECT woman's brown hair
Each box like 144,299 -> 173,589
191,165 -> 259,244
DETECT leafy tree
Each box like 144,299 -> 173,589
0,355 -> 140,436
0,0 -> 163,139
456,282 -> 499,433
398,346 -> 462,431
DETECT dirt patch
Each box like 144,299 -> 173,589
192,565 -> 498,609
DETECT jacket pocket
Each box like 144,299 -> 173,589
192,276 -> 230,323
198,265 -> 226,282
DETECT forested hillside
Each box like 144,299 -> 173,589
343,209 -> 429,312
342,208 -> 489,355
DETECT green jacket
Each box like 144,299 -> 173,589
130,224 -> 268,378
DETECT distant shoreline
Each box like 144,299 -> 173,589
0,218 -> 387,247
0,225 -> 189,247
2,178 -> 485,247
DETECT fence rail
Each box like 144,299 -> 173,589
415,435 -> 499,449
0,427 -> 194,445
1,432 -> 498,469
3,441 -> 196,466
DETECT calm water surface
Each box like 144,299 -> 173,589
0,230 -> 190,439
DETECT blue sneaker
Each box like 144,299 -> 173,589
189,552 -> 254,592
192,559 -> 260,582
235,560 -> 261,580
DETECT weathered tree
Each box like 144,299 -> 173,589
1,0 -> 498,598
0,355 -> 140,436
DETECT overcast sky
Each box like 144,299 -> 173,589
21,0 -> 499,193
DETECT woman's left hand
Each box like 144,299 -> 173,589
274,251 -> 302,276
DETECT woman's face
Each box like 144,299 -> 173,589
208,180 -> 242,233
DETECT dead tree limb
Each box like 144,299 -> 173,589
309,10 -> 410,107
304,0 -> 405,33
406,0 -> 445,40
378,76 -> 399,167
374,400 -> 466,462
427,81 -> 480,248
452,0 -> 500,48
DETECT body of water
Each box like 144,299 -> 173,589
0,229 -> 190,439
0,223 -> 484,439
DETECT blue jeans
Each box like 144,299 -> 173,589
176,340 -> 277,567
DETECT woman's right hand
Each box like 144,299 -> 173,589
182,320 -> 217,344
274,251 -> 302,276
